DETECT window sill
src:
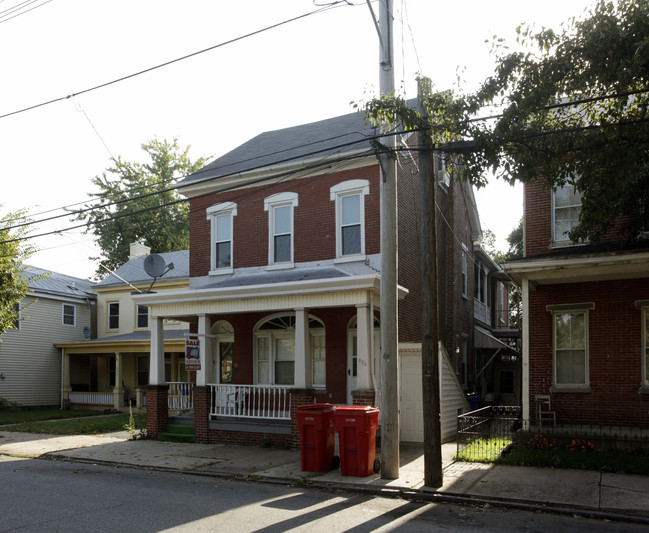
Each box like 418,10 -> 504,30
266,263 -> 294,271
209,267 -> 234,276
639,385 -> 649,394
334,254 -> 366,264
550,385 -> 591,393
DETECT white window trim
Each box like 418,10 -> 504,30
207,202 -> 237,276
436,152 -> 450,188
264,192 -> 298,269
551,184 -> 583,246
62,303 -> 76,327
330,179 -> 369,262
135,304 -> 149,330
548,303 -> 593,392
253,313 -> 325,386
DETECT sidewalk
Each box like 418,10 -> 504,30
1,430 -> 648,522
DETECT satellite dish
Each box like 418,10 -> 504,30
144,254 -> 166,278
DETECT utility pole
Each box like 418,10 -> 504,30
419,81 -> 443,487
373,0 -> 399,479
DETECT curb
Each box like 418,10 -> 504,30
35,452 -> 649,526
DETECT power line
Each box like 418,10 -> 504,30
0,0 -> 52,25
0,2 -> 349,121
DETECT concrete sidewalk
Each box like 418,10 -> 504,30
1,430 -> 648,522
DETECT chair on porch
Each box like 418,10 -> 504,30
215,387 -> 248,415
535,394 -> 556,428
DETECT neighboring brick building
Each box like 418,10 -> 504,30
135,108 -> 511,445
505,179 -> 649,425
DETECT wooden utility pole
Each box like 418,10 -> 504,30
369,0 -> 399,479
419,82 -> 443,487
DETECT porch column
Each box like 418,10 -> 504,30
196,315 -> 213,386
62,351 -> 71,402
294,308 -> 311,389
149,316 -> 165,385
355,303 -> 373,392
113,352 -> 123,410
521,278 -> 530,424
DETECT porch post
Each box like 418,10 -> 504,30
293,308 -> 311,389
521,278 -> 530,425
196,314 -> 213,386
113,352 -> 124,410
62,351 -> 71,403
149,316 -> 165,385
355,303 -> 373,393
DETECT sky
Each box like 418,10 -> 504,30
0,0 -> 597,280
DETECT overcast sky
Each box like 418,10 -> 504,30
0,0 -> 596,279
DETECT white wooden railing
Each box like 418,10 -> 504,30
168,382 -> 193,411
69,392 -> 113,405
209,384 -> 291,420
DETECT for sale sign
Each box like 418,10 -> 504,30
185,337 -> 201,371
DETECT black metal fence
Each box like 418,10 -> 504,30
456,405 -> 521,460
457,406 -> 649,462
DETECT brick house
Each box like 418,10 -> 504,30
135,109 -> 511,445
504,180 -> 649,425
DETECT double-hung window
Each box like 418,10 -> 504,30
553,183 -> 582,243
136,304 -> 148,329
207,202 -> 237,274
549,303 -> 593,390
108,302 -> 119,330
264,192 -> 297,268
330,180 -> 369,260
62,304 -> 76,326
637,301 -> 649,389
461,244 -> 468,298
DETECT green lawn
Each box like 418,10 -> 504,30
0,409 -> 146,435
457,436 -> 649,475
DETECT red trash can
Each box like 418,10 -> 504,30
296,403 -> 336,472
334,406 -> 380,477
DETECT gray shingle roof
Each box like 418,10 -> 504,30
180,109 -> 378,185
201,266 -> 349,290
25,266 -> 96,299
96,250 -> 189,288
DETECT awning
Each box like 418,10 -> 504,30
474,326 -> 511,351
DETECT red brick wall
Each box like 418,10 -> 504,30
189,166 -> 381,277
145,385 -> 168,438
529,278 -> 649,425
524,180 -> 634,258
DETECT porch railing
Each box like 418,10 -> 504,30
209,384 -> 291,421
68,392 -> 113,405
168,382 -> 193,411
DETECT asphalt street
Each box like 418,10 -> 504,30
1,455 -> 646,533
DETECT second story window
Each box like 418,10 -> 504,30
207,202 -> 237,274
108,302 -> 119,330
436,153 -> 450,187
330,180 -> 369,260
553,183 -> 582,243
461,244 -> 468,298
12,302 -> 20,330
136,304 -> 148,329
264,192 -> 298,267
62,304 -> 76,326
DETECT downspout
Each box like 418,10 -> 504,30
60,348 -> 65,410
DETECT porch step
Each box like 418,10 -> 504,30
158,424 -> 195,443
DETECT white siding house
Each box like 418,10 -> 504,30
0,267 -> 95,407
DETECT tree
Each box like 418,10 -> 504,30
75,139 -> 209,279
0,208 -> 41,337
367,0 -> 649,242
